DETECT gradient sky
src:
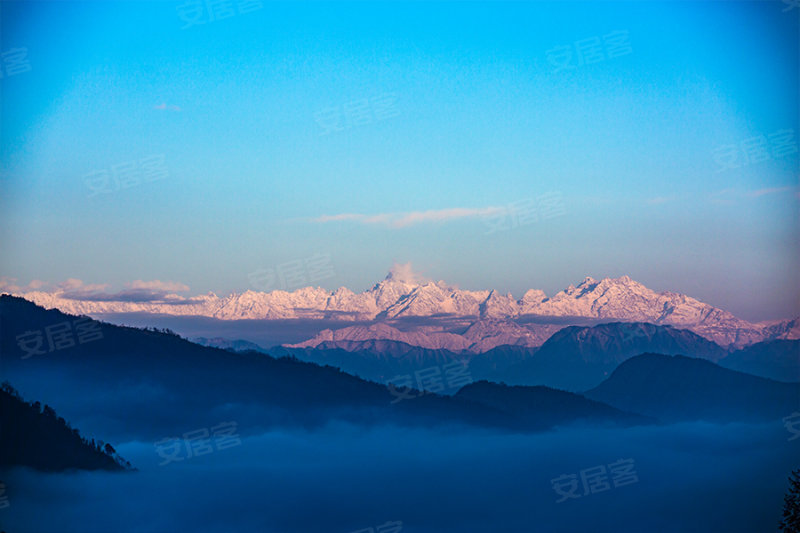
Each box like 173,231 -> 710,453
0,0 -> 798,321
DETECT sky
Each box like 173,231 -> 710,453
0,0 -> 798,321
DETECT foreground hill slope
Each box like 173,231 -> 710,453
0,384 -> 131,472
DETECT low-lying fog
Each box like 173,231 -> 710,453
2,420 -> 794,532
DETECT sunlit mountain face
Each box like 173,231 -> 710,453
12,268 -> 800,349
1,1 -> 798,532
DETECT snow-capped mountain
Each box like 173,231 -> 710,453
7,267 -> 798,348
287,320 -> 565,353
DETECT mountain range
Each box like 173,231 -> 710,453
0,295 -> 651,440
8,268 -> 799,349
3,295 -> 795,440
491,321 -> 730,391
209,321 -> 798,391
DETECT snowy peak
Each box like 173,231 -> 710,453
381,281 -> 475,319
479,290 -> 518,319
8,269 -> 794,348
368,266 -> 426,309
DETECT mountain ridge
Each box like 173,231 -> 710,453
0,294 -> 651,438
7,269 -> 798,348
585,353 -> 800,422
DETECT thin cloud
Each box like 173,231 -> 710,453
0,277 -> 49,293
711,186 -> 798,204
2,278 -> 193,304
385,262 -> 431,284
153,103 -> 181,112
709,188 -> 738,205
61,289 -> 187,304
58,279 -> 110,292
61,279 -> 191,303
127,280 -> 189,292
746,186 -> 793,198
313,206 -> 506,228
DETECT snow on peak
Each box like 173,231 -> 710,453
10,270 -> 790,348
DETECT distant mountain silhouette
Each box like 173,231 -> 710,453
0,295 -> 647,438
0,383 -> 132,472
229,338 -> 532,388
719,340 -> 800,383
202,335 -> 535,389
496,322 -> 728,391
467,345 -> 535,382
454,381 -> 652,429
268,322 -> 730,393
271,341 -> 468,385
191,336 -> 266,353
0,296 -> 491,435
585,353 -> 800,423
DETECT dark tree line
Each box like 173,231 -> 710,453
0,382 -> 133,472
781,469 -> 800,532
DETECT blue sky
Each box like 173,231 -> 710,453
0,0 -> 797,320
